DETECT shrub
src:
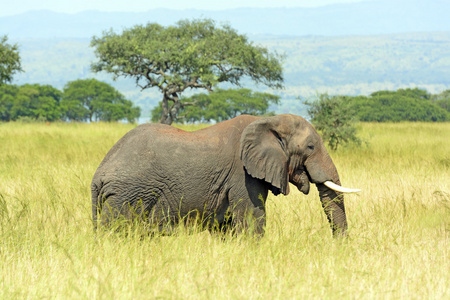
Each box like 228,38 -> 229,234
303,94 -> 362,151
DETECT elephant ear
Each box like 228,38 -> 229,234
240,117 -> 290,195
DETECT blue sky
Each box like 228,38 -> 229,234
0,0 -> 372,16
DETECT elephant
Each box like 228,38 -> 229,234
91,114 -> 359,237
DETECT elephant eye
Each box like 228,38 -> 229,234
307,145 -> 315,151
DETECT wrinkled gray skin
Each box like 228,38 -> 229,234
91,114 -> 347,237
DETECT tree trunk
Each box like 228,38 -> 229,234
159,92 -> 183,125
160,93 -> 172,125
169,97 -> 182,124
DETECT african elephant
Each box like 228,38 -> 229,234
91,114 -> 359,237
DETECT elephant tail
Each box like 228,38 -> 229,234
91,179 -> 101,230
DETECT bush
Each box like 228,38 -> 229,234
303,94 -> 362,151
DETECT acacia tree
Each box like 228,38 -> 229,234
0,35 -> 23,85
90,19 -> 284,124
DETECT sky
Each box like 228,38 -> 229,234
0,0 -> 372,17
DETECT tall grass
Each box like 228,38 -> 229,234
0,121 -> 448,299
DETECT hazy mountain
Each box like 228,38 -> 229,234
1,0 -> 450,38
9,32 -> 450,117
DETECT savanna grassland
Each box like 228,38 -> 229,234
0,121 -> 448,299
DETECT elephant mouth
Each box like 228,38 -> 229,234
290,169 -> 311,195
290,169 -> 361,195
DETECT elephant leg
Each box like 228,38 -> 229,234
98,194 -> 154,230
223,193 -> 266,236
207,212 -> 233,236
228,173 -> 268,236
233,205 -> 266,236
207,202 -> 266,237
146,200 -> 181,234
98,197 -> 131,228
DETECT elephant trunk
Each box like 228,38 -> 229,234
317,180 -> 348,237
306,147 -> 349,237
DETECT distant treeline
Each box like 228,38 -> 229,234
0,79 -> 141,123
346,88 -> 450,122
1,82 -> 449,123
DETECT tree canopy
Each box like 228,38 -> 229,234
0,80 -> 140,123
151,88 -> 280,123
91,18 -> 284,124
0,84 -> 61,122
0,35 -> 23,85
349,88 -> 449,122
431,89 -> 450,113
60,79 -> 141,122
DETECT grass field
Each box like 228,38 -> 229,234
0,121 -> 448,299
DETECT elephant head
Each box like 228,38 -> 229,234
240,114 -> 359,236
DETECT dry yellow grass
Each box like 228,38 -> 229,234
0,121 -> 448,299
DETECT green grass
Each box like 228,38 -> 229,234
0,121 -> 449,299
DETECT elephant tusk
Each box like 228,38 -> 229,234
324,181 -> 361,193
